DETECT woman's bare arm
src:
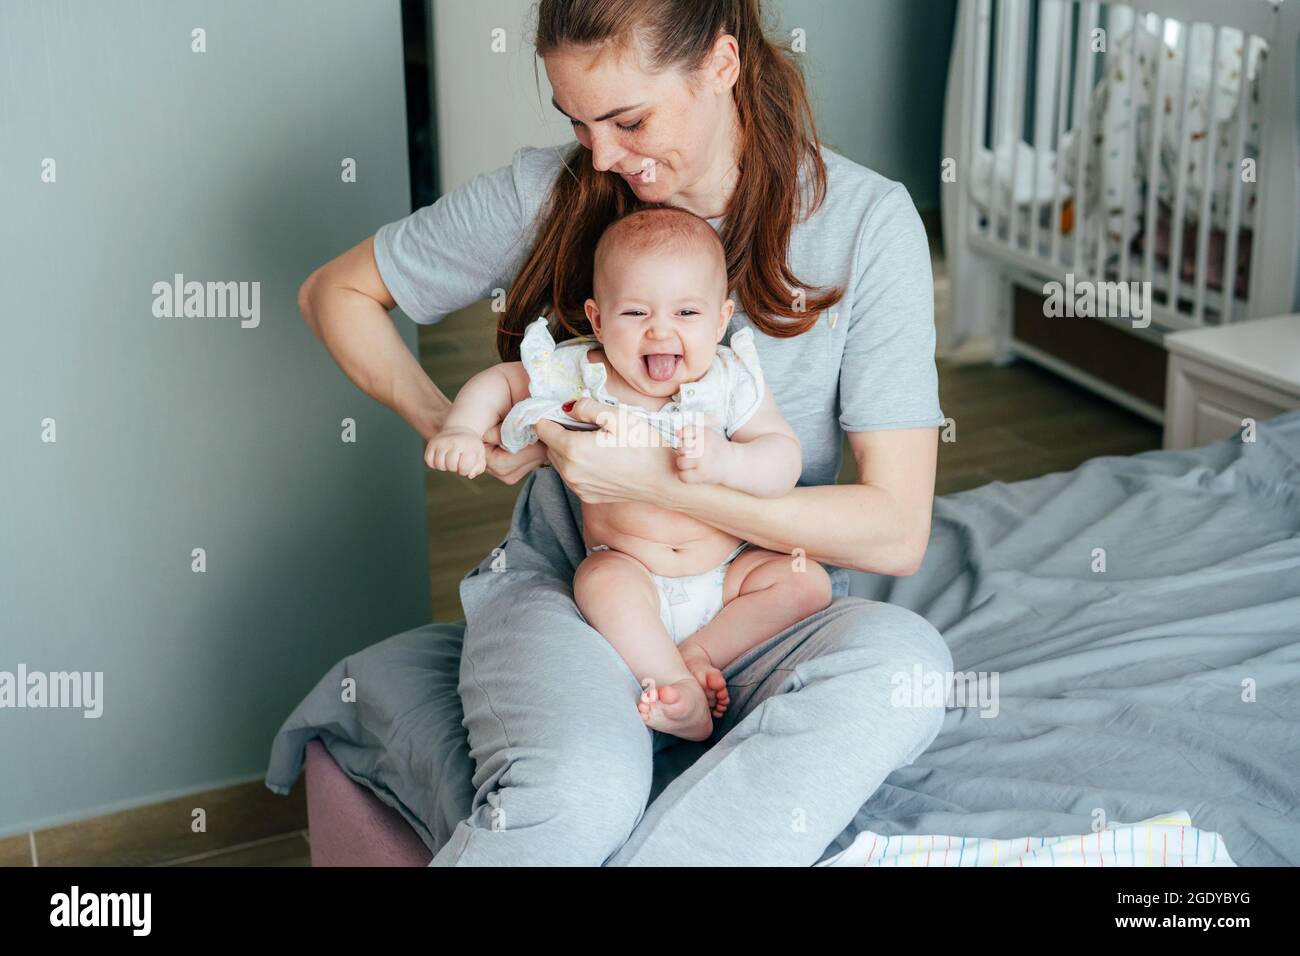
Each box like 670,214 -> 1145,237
537,398 -> 937,576
298,236 -> 451,441
298,236 -> 547,483
662,428 -> 937,575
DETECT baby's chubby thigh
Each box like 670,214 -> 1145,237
572,548 -> 661,627
722,546 -> 834,618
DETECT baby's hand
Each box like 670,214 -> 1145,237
674,420 -> 736,484
425,427 -> 487,479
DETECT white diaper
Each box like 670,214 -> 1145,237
587,543 -> 749,644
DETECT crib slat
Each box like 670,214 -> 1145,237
1117,7 -> 1142,284
1030,0 -> 1061,256
1142,14 -> 1168,290
1028,1 -> 1043,255
1073,0 -> 1099,273
988,0 -> 1009,240
1093,5 -> 1111,281
1192,25 -> 1223,325
1220,35 -> 1252,323
1050,0 -> 1073,265
1005,0 -> 1029,250
961,0 -> 981,240
969,0 -> 993,239
1167,20 -> 1197,315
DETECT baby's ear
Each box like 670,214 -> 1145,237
717,298 -> 735,339
584,298 -> 601,337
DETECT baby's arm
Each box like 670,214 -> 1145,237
425,361 -> 530,478
674,385 -> 801,497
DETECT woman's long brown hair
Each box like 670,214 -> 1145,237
498,0 -> 841,360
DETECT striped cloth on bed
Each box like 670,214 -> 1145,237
817,811 -> 1236,867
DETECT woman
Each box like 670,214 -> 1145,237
295,0 -> 952,865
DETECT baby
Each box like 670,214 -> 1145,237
426,207 -> 832,740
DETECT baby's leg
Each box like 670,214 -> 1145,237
573,550 -> 714,741
678,549 -> 833,717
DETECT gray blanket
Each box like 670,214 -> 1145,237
267,409 -> 1300,865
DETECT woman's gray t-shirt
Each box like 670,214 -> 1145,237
374,144 -> 944,492
377,141 -> 946,489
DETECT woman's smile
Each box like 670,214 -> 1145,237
621,160 -> 656,181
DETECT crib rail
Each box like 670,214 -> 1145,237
957,0 -> 1299,333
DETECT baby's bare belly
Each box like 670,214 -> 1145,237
582,501 -> 742,577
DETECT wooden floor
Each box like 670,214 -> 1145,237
0,779 -> 312,868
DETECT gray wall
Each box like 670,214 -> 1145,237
0,0 -> 430,834
432,0 -> 955,207
772,0 -> 956,209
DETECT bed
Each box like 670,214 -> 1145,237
267,408 -> 1300,866
941,0 -> 1300,418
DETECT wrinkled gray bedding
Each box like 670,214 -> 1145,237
267,410 -> 1300,865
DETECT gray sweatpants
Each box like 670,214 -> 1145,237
429,469 -> 952,866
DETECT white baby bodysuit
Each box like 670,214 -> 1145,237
499,316 -> 766,454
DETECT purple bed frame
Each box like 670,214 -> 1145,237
304,739 -> 432,866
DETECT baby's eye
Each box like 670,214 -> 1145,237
621,309 -> 646,317
677,309 -> 700,317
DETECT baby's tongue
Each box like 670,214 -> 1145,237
644,353 -> 679,382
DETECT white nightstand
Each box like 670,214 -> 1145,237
1164,314 -> 1300,450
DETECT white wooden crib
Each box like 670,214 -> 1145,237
941,0 -> 1300,421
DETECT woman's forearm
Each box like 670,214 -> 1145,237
662,477 -> 929,576
723,434 -> 802,497
541,397 -> 934,575
301,283 -> 451,442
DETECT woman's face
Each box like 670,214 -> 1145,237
544,36 -> 739,210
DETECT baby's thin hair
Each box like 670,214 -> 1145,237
593,206 -> 727,292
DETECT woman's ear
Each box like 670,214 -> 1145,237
706,34 -> 741,93
584,298 -> 602,338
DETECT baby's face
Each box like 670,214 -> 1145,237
585,247 -> 733,398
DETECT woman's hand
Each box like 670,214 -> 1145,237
480,424 -> 550,485
534,398 -> 678,505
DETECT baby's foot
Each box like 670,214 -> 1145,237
679,644 -> 730,718
638,677 -> 714,741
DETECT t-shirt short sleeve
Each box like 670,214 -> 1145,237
838,184 -> 945,432
372,146 -> 564,324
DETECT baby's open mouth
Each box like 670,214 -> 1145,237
643,353 -> 682,382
